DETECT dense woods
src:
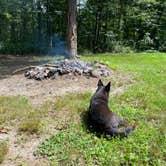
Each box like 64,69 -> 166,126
0,0 -> 165,55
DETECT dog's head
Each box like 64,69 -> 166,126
94,79 -> 111,101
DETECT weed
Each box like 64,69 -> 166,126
0,96 -> 55,135
0,140 -> 8,163
18,117 -> 41,134
0,96 -> 32,126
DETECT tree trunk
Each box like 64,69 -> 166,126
22,0 -> 27,42
92,1 -> 103,53
66,0 -> 77,59
46,0 -> 52,49
119,0 -> 125,41
37,1 -> 42,52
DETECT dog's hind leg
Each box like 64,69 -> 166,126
105,126 -> 133,137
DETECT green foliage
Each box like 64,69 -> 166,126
138,33 -> 154,51
4,13 -> 13,21
159,42 -> 166,52
0,0 -> 165,54
78,0 -> 166,53
36,53 -> 166,165
37,122 -> 163,165
112,43 -> 134,53
0,0 -> 67,54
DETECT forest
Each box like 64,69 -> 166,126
0,0 -> 165,54
0,0 -> 166,165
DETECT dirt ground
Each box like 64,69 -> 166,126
0,74 -> 98,106
0,69 -> 134,106
0,69 -> 134,166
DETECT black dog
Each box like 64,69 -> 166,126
88,79 -> 133,137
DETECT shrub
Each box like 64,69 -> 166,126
159,42 -> 166,52
113,44 -> 134,53
138,33 -> 154,51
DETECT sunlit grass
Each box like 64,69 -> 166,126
82,53 -> 166,112
0,96 -> 32,126
36,53 -> 166,165
0,53 -> 166,165
0,141 -> 8,163
0,96 -> 54,133
36,93 -> 165,165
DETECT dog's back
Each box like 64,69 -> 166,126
89,80 -> 133,137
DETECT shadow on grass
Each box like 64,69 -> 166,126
80,110 -> 113,140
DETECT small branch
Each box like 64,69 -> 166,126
12,66 -> 37,74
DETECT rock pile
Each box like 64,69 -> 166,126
24,60 -> 110,80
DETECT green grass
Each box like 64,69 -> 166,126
36,52 -> 166,165
0,96 -> 32,126
0,96 -> 54,133
18,116 -> 41,134
83,53 -> 166,111
0,53 -> 166,165
0,141 -> 8,163
36,93 -> 166,165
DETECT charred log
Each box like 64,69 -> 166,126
24,60 -> 110,80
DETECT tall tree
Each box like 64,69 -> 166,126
66,0 -> 77,58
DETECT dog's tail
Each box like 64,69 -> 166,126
106,126 -> 133,137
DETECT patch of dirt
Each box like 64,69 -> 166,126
0,54 -> 48,79
1,129 -> 50,166
0,70 -> 134,106
0,74 -> 96,106
0,70 -> 135,165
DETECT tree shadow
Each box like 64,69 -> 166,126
0,55 -> 48,80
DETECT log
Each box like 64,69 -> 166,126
12,66 -> 37,74
22,60 -> 111,80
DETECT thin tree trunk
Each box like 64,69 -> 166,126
46,0 -> 52,49
93,2 -> 103,53
66,0 -> 77,59
119,0 -> 125,41
93,11 -> 99,53
37,1 -> 42,52
22,0 -> 27,42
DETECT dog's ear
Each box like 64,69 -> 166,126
98,79 -> 104,87
105,82 -> 111,92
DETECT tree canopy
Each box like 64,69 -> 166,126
0,0 -> 165,54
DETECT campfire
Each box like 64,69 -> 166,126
24,60 -> 110,80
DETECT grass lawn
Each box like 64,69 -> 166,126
0,53 -> 166,165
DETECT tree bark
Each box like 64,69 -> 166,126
66,0 -> 77,59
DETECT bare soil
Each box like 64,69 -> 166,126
0,69 -> 134,106
0,54 -> 48,79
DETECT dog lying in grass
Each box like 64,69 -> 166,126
88,79 -> 133,137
